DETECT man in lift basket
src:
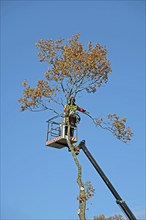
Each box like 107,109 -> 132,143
64,97 -> 89,136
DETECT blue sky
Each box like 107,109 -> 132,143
1,1 -> 145,219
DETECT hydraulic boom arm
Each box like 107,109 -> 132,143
78,140 -> 137,220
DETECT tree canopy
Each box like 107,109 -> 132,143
19,33 -> 111,110
19,33 -> 132,143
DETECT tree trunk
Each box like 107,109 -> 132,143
66,124 -> 86,220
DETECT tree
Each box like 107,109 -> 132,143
94,214 -> 123,220
19,34 -> 133,220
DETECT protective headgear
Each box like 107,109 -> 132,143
70,97 -> 75,103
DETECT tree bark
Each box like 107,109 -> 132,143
66,124 -> 86,220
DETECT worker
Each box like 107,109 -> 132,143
64,97 -> 89,136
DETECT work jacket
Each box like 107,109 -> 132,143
64,104 -> 86,114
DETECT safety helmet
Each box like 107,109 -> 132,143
70,97 -> 75,102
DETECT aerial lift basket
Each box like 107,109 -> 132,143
46,115 -> 78,149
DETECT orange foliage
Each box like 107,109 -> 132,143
19,34 -> 132,143
77,181 -> 95,202
19,33 -> 112,111
19,80 -> 58,112
94,114 -> 133,143
36,33 -> 112,98
94,214 -> 123,220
